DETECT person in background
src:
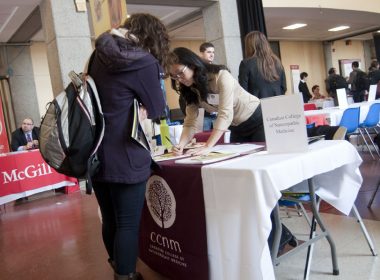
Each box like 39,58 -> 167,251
298,72 -> 312,103
348,61 -> 367,103
169,47 -> 265,156
311,85 -> 326,100
368,60 -> 380,99
198,42 -> 217,130
11,117 -> 39,151
199,42 -> 215,64
325,67 -> 348,106
88,13 -> 169,280
238,31 -> 286,98
368,60 -> 380,85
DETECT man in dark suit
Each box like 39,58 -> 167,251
298,72 -> 312,103
11,118 -> 39,151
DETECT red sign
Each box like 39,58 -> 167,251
0,95 -> 10,153
0,150 -> 78,202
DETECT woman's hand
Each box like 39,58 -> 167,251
172,145 -> 184,156
186,145 -> 212,156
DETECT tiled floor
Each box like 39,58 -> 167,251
0,148 -> 379,280
274,212 -> 380,280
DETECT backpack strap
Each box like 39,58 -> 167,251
84,75 -> 105,195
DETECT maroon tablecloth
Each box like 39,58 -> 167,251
139,160 -> 208,280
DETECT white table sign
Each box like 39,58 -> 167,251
261,94 -> 308,153
368,84 -> 377,102
337,88 -> 348,108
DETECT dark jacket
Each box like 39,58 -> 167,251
238,57 -> 286,98
369,69 -> 380,85
298,81 -> 312,103
89,31 -> 165,184
11,127 -> 39,151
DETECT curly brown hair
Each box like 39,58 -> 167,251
122,13 -> 170,73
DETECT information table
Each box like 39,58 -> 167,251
0,150 -> 78,205
140,140 -> 363,280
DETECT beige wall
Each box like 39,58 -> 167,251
280,41 -> 327,96
330,40 -> 365,77
30,42 -> 54,120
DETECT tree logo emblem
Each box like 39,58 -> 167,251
146,175 -> 176,229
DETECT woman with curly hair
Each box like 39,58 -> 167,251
168,47 -> 265,156
88,14 -> 170,280
239,31 -> 286,98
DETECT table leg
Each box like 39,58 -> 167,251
307,178 -> 339,275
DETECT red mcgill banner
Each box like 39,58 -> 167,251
0,95 -> 10,153
0,150 -> 78,198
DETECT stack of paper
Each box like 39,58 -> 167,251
174,143 -> 265,165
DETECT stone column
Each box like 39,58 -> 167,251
40,0 -> 93,96
323,42 -> 333,73
202,0 -> 242,78
2,45 -> 40,126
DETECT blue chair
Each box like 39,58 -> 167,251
306,122 -> 315,129
338,107 -> 360,135
338,107 -> 376,158
359,103 -> 380,159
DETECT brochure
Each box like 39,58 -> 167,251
131,99 -> 151,151
153,152 -> 190,162
175,151 -> 239,165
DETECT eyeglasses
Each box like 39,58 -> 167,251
170,66 -> 188,80
22,123 -> 33,126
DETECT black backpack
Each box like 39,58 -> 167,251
355,71 -> 370,91
330,74 -> 348,91
39,71 -> 105,194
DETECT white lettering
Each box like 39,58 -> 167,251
2,162 -> 54,184
150,231 -> 182,253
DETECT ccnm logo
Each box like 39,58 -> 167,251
146,175 -> 176,229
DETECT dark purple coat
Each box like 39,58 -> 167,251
89,32 -> 165,184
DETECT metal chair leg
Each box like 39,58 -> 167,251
351,205 -> 378,256
358,128 -> 375,160
364,127 -> 380,158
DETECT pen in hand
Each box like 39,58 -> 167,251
165,136 -> 174,146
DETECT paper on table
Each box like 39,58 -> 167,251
153,152 -> 190,162
175,152 -> 239,165
211,144 -> 265,154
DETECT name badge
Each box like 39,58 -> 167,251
207,94 -> 219,105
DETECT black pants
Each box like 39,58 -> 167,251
352,90 -> 365,103
93,181 -> 146,275
307,125 -> 340,140
229,105 -> 266,143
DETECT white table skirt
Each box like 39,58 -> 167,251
304,100 -> 380,126
201,140 -> 362,280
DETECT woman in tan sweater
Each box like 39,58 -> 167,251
168,47 -> 265,156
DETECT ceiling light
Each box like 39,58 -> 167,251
377,30 -> 380,33
328,26 -> 350,32
282,23 -> 307,30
